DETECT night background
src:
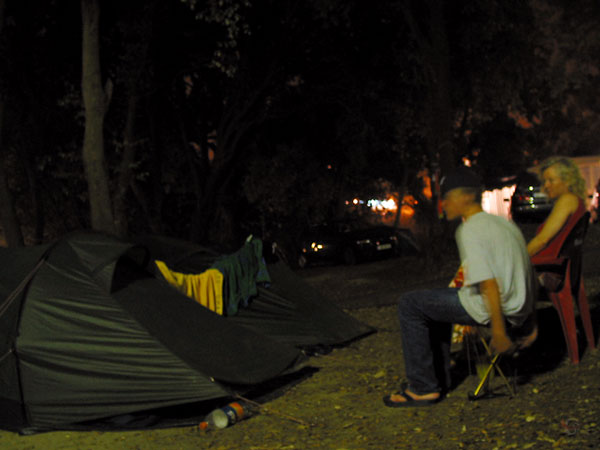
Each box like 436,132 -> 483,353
0,0 -> 599,252
2,1 -> 600,447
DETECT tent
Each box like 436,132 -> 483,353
0,231 -> 373,433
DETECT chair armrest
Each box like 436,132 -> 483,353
531,255 -> 566,267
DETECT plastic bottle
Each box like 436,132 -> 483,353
199,401 -> 248,430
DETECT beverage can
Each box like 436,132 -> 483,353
206,401 -> 247,429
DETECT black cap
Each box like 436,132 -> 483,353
440,167 -> 482,197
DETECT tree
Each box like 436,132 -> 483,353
179,0 -> 315,244
0,0 -> 23,246
1,0 -> 597,250
525,0 -> 600,160
108,1 -> 156,237
397,0 -> 455,173
0,106 -> 24,247
81,0 -> 115,234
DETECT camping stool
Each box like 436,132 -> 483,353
465,317 -> 537,401
465,329 -> 516,401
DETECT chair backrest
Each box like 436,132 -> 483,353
531,209 -> 590,295
561,211 -> 590,292
533,205 -> 587,261
559,211 -> 590,259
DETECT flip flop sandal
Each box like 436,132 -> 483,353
382,390 -> 441,408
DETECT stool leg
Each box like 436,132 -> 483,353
471,354 -> 500,398
479,338 -> 515,396
468,336 -> 516,401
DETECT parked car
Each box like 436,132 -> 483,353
297,220 -> 419,268
510,172 -> 553,223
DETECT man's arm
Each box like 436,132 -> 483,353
480,278 -> 513,353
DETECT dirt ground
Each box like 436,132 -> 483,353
1,224 -> 599,449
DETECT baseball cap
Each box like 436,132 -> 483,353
440,166 -> 482,197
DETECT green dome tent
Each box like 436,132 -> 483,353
0,232 -> 373,433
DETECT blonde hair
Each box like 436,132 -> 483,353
539,156 -> 587,200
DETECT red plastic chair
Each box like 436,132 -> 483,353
531,211 -> 596,364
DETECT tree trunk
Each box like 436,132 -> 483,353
113,95 -> 137,237
81,0 -> 115,234
0,0 -> 24,247
400,0 -> 455,262
194,121 -> 248,246
424,0 -> 454,173
400,0 -> 455,173
393,162 -> 409,228
190,63 -> 274,244
0,137 -> 24,246
112,2 -> 155,237
21,144 -> 45,244
133,102 -> 164,235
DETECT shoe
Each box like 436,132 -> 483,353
382,389 -> 442,408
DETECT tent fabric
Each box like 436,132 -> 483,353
136,235 -> 375,346
230,261 -> 374,347
0,231 -> 373,433
0,244 -> 53,431
113,267 -> 306,384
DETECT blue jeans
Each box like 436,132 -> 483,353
397,288 -> 479,395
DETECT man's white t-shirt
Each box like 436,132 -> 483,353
456,212 -> 536,326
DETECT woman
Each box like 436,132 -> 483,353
527,156 -> 587,257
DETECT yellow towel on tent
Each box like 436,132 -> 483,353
155,260 -> 224,315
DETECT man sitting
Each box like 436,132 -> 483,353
383,167 -> 537,406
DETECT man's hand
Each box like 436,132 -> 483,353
480,278 -> 514,354
491,331 -> 513,354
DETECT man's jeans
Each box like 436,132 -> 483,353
397,288 -> 480,395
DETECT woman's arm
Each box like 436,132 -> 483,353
526,193 -> 579,256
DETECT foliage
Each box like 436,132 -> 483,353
243,143 -> 338,236
0,0 -> 599,248
181,0 -> 251,77
525,0 -> 600,159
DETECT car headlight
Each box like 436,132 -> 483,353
310,242 -> 325,252
356,239 -> 371,245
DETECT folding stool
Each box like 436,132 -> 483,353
465,319 -> 537,401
